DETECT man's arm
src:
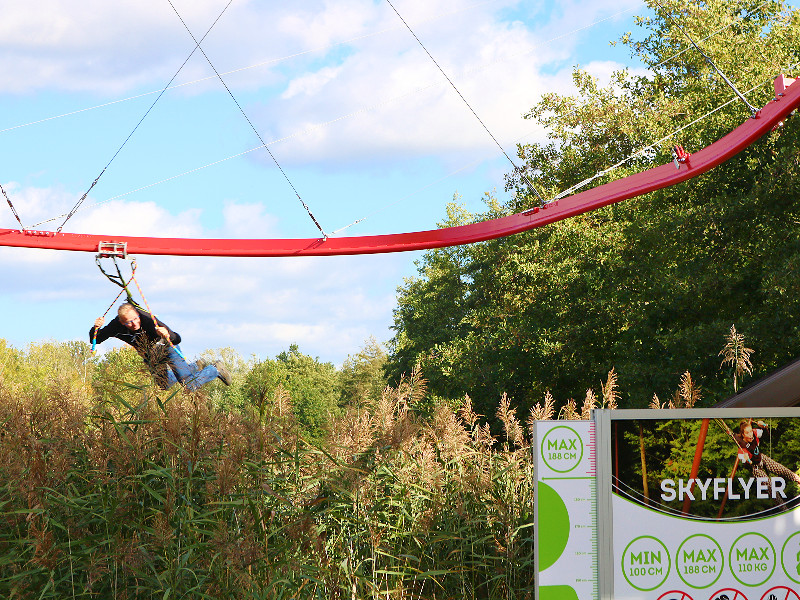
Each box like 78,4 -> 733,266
90,317 -> 120,345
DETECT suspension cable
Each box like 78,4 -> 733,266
655,0 -> 759,117
24,5 -> 640,230
548,71 -> 789,204
1,182 -> 25,231
56,0 -> 236,233
165,0 -> 328,239
384,0 -> 545,203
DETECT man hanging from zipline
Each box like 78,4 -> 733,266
91,302 -> 232,391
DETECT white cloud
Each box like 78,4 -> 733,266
220,201 -> 280,237
282,66 -> 344,100
69,200 -> 204,238
0,0 -> 641,159
275,0 -> 377,49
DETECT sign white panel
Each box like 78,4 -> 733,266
535,421 -> 597,600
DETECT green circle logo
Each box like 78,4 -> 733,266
622,535 -> 671,591
729,532 -> 775,587
540,426 -> 584,473
780,532 -> 800,584
676,534 -> 724,589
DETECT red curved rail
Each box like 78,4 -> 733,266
2,76 -> 799,257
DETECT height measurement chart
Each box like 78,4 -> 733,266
534,421 -> 597,600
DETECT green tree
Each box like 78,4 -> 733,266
388,0 -> 800,418
243,344 -> 342,439
197,347 -> 249,409
340,336 -> 388,407
0,339 -> 95,399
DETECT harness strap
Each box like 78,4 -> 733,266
95,255 -> 141,307
129,268 -> 186,360
92,260 -> 138,354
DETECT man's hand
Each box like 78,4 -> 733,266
94,317 -> 104,329
155,325 -> 171,340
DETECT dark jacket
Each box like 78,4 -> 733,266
90,307 -> 181,365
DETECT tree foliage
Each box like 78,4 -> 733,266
339,336 -> 388,407
0,339 -> 94,400
241,343 -> 344,439
388,0 -> 800,419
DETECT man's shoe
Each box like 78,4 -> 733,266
195,358 -> 209,371
215,360 -> 232,386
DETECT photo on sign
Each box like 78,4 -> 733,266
611,417 -> 800,520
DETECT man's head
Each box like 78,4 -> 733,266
118,304 -> 141,332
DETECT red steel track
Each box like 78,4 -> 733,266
2,76 -> 799,257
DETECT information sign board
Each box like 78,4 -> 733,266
535,408 -> 800,600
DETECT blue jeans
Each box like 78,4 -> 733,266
159,345 -> 219,391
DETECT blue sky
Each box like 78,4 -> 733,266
0,0 -> 649,365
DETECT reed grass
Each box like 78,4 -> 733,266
0,358 -> 535,599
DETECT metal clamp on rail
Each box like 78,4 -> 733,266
97,241 -> 128,259
672,145 -> 691,170
774,74 -> 799,98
